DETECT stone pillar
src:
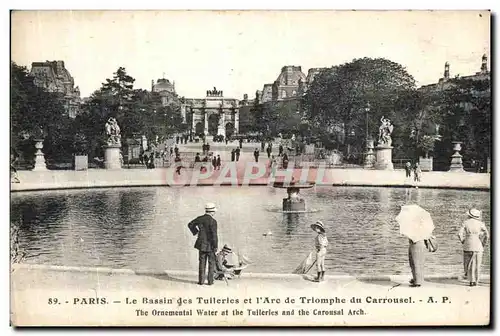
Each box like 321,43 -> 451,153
32,139 -> 48,171
363,139 -> 375,169
449,141 -> 465,172
374,145 -> 394,170
234,109 -> 239,134
487,157 -> 491,173
104,144 -> 122,169
218,110 -> 226,137
191,110 -> 196,134
203,111 -> 208,136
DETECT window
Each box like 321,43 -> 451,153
282,90 -> 287,98
292,90 -> 297,96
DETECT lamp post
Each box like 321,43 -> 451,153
363,103 -> 375,168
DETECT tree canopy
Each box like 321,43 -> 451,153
78,67 -> 184,157
10,62 -> 73,163
304,57 -> 416,155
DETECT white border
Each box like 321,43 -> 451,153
2,1 -> 498,335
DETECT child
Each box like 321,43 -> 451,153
215,244 -> 236,280
311,221 -> 328,282
413,163 -> 422,182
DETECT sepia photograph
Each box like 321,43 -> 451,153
9,9 -> 491,327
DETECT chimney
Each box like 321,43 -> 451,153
444,62 -> 450,79
481,54 -> 488,73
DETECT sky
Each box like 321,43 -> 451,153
11,10 -> 490,99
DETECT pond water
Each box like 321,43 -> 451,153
11,186 -> 490,276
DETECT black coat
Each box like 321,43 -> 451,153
188,214 -> 218,252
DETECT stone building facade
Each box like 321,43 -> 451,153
30,60 -> 82,118
151,77 -> 177,106
185,87 -> 239,138
419,54 -> 490,93
272,65 -> 306,101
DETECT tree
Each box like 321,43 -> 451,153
425,77 -> 491,168
304,58 -> 416,156
10,62 -> 73,164
78,67 -> 185,157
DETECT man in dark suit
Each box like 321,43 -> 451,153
188,203 -> 219,285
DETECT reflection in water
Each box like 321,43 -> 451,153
11,186 -> 490,276
283,213 -> 301,235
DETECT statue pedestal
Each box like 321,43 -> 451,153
419,157 -> 433,172
104,144 -> 122,170
448,142 -> 465,172
32,139 -> 48,171
283,198 -> 305,212
364,139 -> 376,169
374,145 -> 394,170
449,154 -> 465,172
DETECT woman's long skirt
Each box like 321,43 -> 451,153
463,251 -> 483,283
409,240 -> 426,285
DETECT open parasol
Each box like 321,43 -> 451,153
396,204 -> 434,242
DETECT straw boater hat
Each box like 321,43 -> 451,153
468,208 -> 481,219
205,203 -> 217,213
310,220 -> 326,233
221,244 -> 232,253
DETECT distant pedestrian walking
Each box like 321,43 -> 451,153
239,138 -> 243,149
269,155 -> 277,177
231,149 -> 235,162
216,155 -> 221,170
282,153 -> 289,169
174,155 -> 182,175
212,155 -> 217,170
266,145 -> 272,159
188,203 -> 219,286
413,163 -> 422,182
253,148 -> 260,163
405,161 -> 412,178
235,147 -> 240,161
279,144 -> 284,157
311,221 -> 328,282
458,208 -> 489,286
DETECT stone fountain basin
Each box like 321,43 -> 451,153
272,181 -> 315,189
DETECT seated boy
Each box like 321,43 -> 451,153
215,245 -> 236,280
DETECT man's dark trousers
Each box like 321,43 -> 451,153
199,251 -> 215,285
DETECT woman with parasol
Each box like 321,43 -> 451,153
396,204 -> 435,287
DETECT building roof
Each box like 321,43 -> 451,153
275,65 -> 306,86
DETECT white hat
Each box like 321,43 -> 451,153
205,203 -> 217,213
468,208 -> 481,219
310,220 -> 326,233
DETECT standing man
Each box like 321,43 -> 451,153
188,203 -> 219,286
405,161 -> 412,178
216,154 -> 221,170
235,147 -> 241,161
253,148 -> 260,163
266,144 -> 272,159
239,138 -> 243,149
278,144 -> 284,157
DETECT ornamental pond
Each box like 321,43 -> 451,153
11,186 -> 490,276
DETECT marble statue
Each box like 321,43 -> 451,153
378,116 -> 393,146
105,117 -> 121,146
